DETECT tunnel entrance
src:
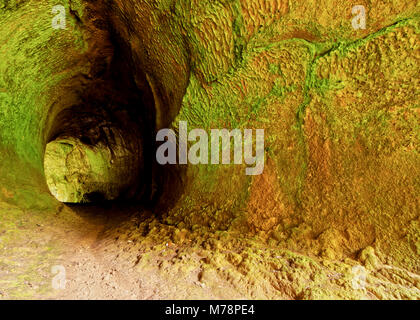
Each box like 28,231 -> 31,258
44,135 -> 140,203
40,2 -> 190,210
43,27 -> 157,205
43,80 -> 156,205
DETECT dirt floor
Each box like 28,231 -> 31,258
1,200 -> 418,300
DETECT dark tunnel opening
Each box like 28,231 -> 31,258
44,22 -> 158,207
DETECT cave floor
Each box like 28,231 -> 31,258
0,201 -> 419,300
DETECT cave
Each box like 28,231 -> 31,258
0,0 -> 419,300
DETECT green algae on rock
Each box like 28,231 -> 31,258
0,0 -> 419,299
44,136 -> 141,203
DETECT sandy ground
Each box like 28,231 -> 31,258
1,201 -> 419,300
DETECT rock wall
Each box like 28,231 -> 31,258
0,0 -> 419,277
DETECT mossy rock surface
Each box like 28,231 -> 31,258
0,0 -> 419,299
